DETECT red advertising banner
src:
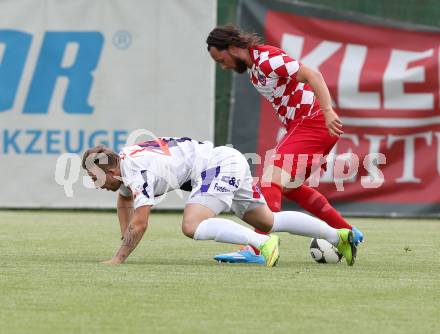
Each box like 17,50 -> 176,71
256,10 -> 440,207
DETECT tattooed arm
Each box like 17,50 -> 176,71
117,193 -> 134,238
103,205 -> 151,264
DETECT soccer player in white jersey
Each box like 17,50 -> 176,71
82,137 -> 356,266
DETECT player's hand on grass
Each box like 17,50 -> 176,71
323,108 -> 343,137
102,258 -> 122,265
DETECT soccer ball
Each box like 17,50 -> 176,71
309,238 -> 342,264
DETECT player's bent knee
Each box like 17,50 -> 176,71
182,203 -> 216,238
181,220 -> 199,239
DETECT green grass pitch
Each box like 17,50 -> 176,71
0,210 -> 439,334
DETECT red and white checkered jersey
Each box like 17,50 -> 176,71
248,45 -> 321,128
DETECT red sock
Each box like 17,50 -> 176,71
261,182 -> 282,212
283,185 -> 352,230
248,183 -> 282,255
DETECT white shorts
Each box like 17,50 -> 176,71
186,146 -> 266,218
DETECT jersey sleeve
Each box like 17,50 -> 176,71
259,52 -> 300,79
129,170 -> 156,209
120,159 -> 156,208
119,184 -> 132,198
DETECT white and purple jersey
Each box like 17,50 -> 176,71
118,137 -> 214,208
117,137 -> 266,217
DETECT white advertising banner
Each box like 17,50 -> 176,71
0,0 -> 216,208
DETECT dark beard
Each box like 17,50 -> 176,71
233,57 -> 248,73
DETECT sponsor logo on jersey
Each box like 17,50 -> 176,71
258,73 -> 266,85
213,183 -> 230,193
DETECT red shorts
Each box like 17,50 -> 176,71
273,113 -> 338,181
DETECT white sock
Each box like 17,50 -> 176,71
272,211 -> 339,246
194,218 -> 269,249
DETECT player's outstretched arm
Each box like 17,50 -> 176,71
296,65 -> 343,137
103,205 -> 151,264
117,193 -> 134,238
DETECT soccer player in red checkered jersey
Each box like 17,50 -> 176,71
207,25 -> 363,264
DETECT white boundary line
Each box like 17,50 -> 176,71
341,116 -> 440,127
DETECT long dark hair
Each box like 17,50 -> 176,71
206,24 -> 263,51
